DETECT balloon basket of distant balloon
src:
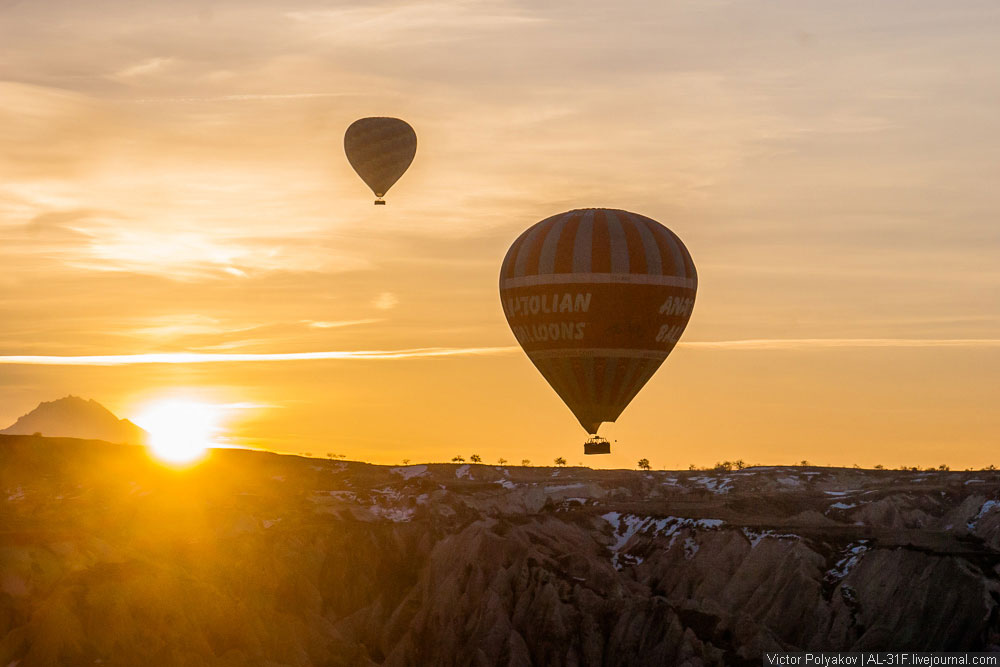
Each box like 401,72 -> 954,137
584,436 -> 611,456
374,199 -> 386,205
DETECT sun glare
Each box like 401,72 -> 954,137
134,399 -> 221,464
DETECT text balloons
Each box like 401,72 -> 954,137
344,117 -> 417,204
500,208 -> 697,435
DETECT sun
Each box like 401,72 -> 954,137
134,399 -> 220,464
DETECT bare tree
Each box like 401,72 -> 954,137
402,458 -> 410,465
554,457 -> 567,467
470,454 -> 482,463
521,459 -> 531,466
452,455 -> 465,463
498,457 -> 507,465
637,458 -> 651,471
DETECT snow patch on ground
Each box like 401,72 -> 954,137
741,528 -> 800,548
825,541 -> 870,583
494,479 -> 517,490
777,477 -> 801,487
372,486 -> 403,501
455,465 -> 471,479
391,465 -> 428,480
369,506 -> 414,522
601,512 -> 724,569
828,502 -> 857,510
967,500 -> 999,531
689,476 -> 733,494
683,537 -> 700,560
545,483 -> 585,493
602,512 -> 646,569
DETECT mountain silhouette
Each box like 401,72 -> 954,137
0,396 -> 148,445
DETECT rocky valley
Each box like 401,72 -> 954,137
1,434 -> 998,666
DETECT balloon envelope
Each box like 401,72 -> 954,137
499,208 -> 697,434
344,117 -> 417,200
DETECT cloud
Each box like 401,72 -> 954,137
4,339 -> 998,367
63,229 -> 372,281
113,57 -> 174,80
128,92 -> 361,103
285,2 -> 543,44
0,346 -> 517,366
373,292 -> 399,310
680,338 -> 1000,350
125,315 -> 253,339
306,319 -> 382,329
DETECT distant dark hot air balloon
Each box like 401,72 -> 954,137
344,117 -> 417,205
499,209 -> 697,454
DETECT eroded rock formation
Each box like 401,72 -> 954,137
1,436 -> 998,666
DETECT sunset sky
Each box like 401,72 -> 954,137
2,0 -> 999,469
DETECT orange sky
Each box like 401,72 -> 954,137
2,0 -> 999,469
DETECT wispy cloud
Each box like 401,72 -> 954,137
129,92 -> 361,103
0,347 -> 517,366
113,57 -> 175,80
305,319 -> 382,329
285,2 -> 542,41
373,293 -> 399,311
681,338 -> 1000,350
4,339 -> 998,367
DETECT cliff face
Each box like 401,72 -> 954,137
0,436 -> 998,666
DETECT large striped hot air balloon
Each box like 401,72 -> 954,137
344,117 -> 417,205
499,208 -> 697,454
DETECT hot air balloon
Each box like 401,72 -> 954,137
499,209 -> 697,455
344,117 -> 417,205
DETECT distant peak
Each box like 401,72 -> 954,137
1,396 -> 147,445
